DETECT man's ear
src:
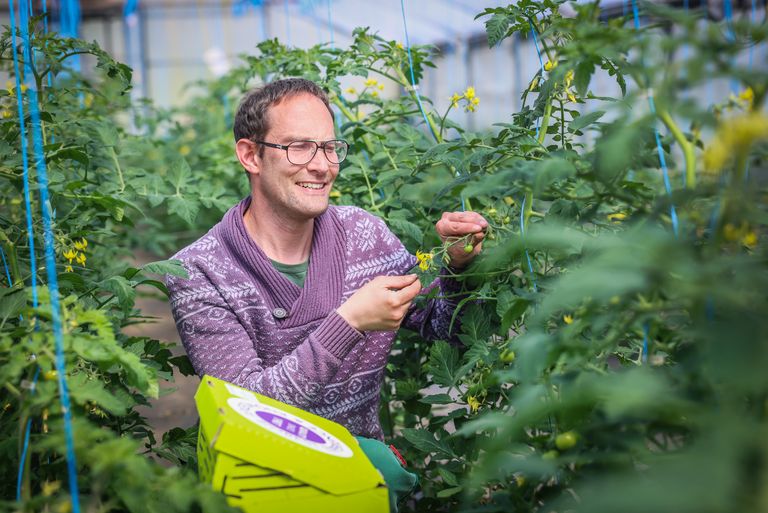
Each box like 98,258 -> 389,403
235,138 -> 261,178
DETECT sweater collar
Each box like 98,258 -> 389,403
218,197 -> 346,328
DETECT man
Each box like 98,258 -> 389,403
166,78 -> 486,508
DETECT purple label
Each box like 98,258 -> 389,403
255,411 -> 326,444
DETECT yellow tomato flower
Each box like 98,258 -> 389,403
73,238 -> 88,251
607,212 -> 627,222
2,110 -> 12,119
179,145 -> 191,156
75,252 -> 86,265
567,92 -> 578,103
471,97 -> 479,106
416,250 -> 433,272
364,78 -> 378,87
450,93 -> 462,108
63,249 -> 76,262
704,113 -> 768,173
467,395 -> 481,413
742,231 -> 757,248
65,265 -> 73,273
371,90 -> 379,98
345,87 -> 356,95
377,84 -> 384,91
544,60 -> 557,72
464,86 -> 476,99
722,223 -> 740,241
563,314 -> 573,325
564,70 -> 574,88
739,87 -> 754,105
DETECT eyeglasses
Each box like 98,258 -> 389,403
253,139 -> 349,165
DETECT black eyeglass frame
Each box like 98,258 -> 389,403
252,139 -> 349,165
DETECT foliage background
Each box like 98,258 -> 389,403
1,1 -> 766,512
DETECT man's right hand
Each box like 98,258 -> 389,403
336,274 -> 422,332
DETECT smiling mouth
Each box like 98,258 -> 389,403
297,182 -> 325,190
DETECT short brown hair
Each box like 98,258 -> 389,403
233,78 -> 334,147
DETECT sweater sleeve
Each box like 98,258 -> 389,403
166,260 -> 364,408
359,211 -> 466,343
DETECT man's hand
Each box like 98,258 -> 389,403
436,211 -> 488,269
337,275 -> 422,332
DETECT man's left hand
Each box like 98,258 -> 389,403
435,211 -> 488,269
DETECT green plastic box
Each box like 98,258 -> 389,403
195,375 -> 389,513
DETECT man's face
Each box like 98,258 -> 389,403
252,93 -> 338,222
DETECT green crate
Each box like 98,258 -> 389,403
195,375 -> 389,513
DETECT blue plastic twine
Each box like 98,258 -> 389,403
400,0 -> 466,211
12,1 -> 82,509
631,0 -> 679,238
0,246 -> 12,287
529,21 -> 545,140
520,195 -> 538,293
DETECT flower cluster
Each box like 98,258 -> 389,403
450,86 -> 480,113
62,238 -> 88,272
703,112 -> 768,173
346,78 -> 385,99
415,250 -> 434,272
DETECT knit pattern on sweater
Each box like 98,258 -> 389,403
166,198 -> 461,439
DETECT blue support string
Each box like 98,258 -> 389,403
529,21 -> 545,140
12,1 -> 81,509
9,2 -> 38,311
631,0 -> 679,238
0,246 -> 12,287
399,0 -> 465,212
520,195 -> 538,293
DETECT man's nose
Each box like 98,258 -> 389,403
306,146 -> 331,172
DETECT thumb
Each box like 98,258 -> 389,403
380,274 -> 419,290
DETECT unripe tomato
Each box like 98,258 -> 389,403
500,349 -> 516,363
463,244 -> 474,253
555,431 -> 578,450
542,450 -> 559,460
43,370 -> 58,381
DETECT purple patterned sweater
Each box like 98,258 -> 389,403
166,197 -> 462,439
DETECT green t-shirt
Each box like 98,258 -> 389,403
269,258 -> 309,288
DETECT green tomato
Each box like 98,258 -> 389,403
542,450 -> 559,460
43,370 -> 58,381
555,431 -> 578,450
500,349 -> 516,363
463,244 -> 474,254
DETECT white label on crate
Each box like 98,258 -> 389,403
227,396 -> 354,458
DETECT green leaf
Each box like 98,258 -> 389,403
569,110 -> 605,133
142,259 -> 189,278
402,428 -> 456,459
427,341 -> 460,388
100,275 -> 136,312
0,286 -> 26,321
485,13 -> 510,47
436,486 -> 463,498
168,196 -> 200,225
574,60 -> 594,96
437,467 -> 459,487
419,394 -> 454,404
169,355 -> 196,376
68,373 -> 130,415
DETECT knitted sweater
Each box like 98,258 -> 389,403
166,197 -> 462,439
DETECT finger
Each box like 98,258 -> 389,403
437,220 -> 487,237
380,273 -> 419,290
441,211 -> 489,227
395,277 -> 422,303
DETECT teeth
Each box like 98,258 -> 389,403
298,183 -> 324,189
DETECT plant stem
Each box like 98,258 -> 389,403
657,109 -> 696,188
538,97 -> 553,146
109,146 -> 125,193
